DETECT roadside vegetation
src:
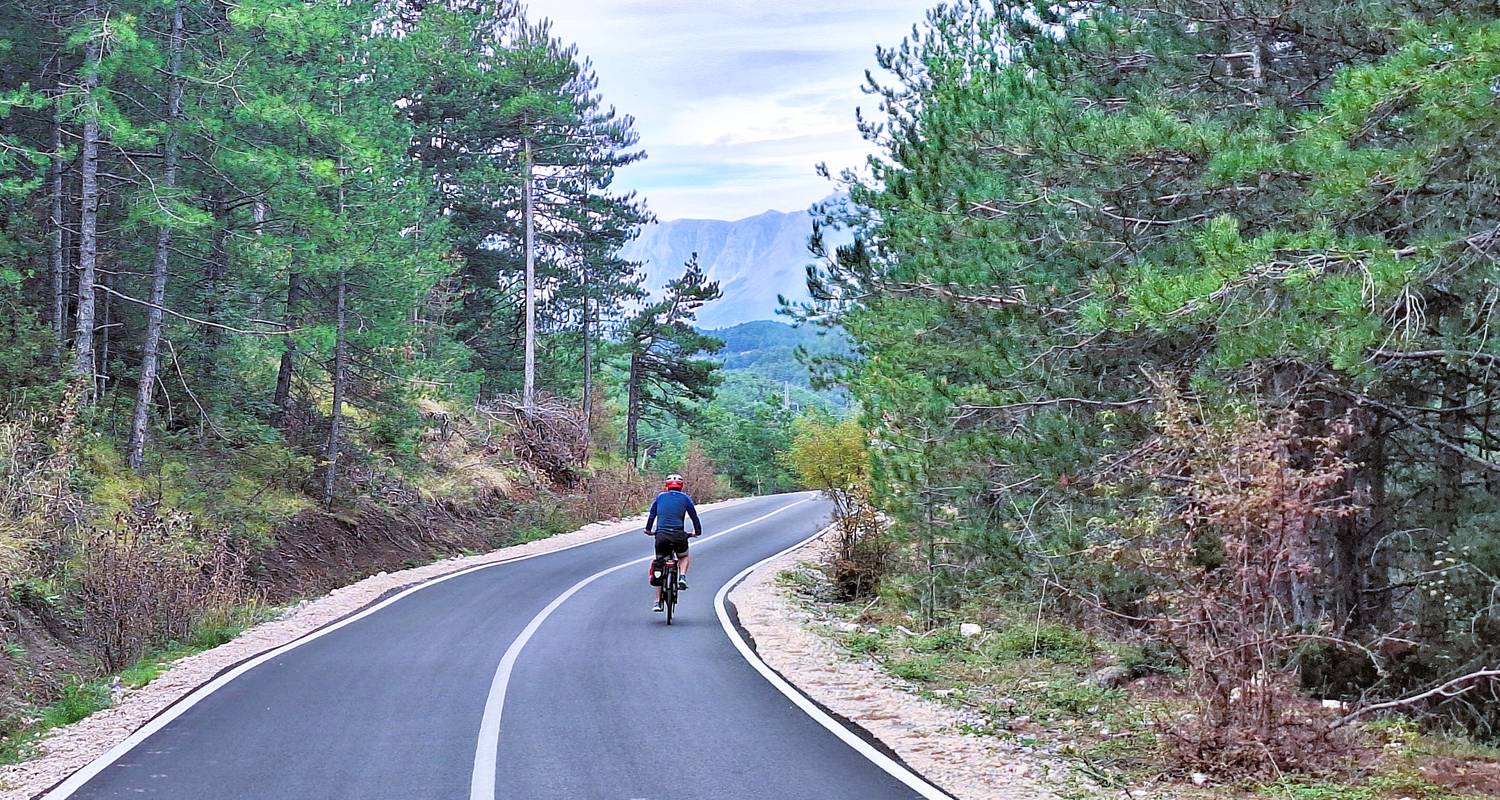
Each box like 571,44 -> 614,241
0,0 -> 828,764
784,0 -> 1500,794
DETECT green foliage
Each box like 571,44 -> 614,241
786,414 -> 868,494
710,321 -> 851,393
801,0 -> 1500,754
623,255 -> 724,460
987,624 -> 1097,665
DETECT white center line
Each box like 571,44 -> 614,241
468,494 -> 817,800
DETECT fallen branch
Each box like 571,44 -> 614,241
1334,668 -> 1500,728
1371,349 -> 1500,367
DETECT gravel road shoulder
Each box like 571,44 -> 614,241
728,530 -> 1070,800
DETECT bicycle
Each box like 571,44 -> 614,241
653,556 -> 680,625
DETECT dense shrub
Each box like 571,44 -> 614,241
75,511 -> 249,671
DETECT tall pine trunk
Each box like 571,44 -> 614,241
625,348 -> 641,462
99,269 -> 113,391
203,195 -> 229,379
72,0 -> 106,396
522,135 -> 536,412
323,173 -> 349,508
49,87 -> 66,357
581,291 -> 593,458
273,271 -> 301,426
128,0 -> 184,472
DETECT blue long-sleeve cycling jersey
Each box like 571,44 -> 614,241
645,490 -> 701,537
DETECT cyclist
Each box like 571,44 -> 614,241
645,473 -> 702,612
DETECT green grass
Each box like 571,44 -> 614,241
0,677 -> 111,765
845,630 -> 888,655
513,527 -> 555,544
986,622 -> 1097,664
889,655 -> 943,682
40,679 -> 111,729
1259,779 -> 1381,800
908,626 -> 967,653
1261,769 -> 1480,800
775,566 -> 819,591
1039,681 -> 1124,714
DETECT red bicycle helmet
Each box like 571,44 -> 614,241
664,473 -> 685,490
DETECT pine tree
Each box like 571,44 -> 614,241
622,255 -> 723,462
403,2 -> 647,404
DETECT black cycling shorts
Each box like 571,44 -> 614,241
654,533 -> 690,558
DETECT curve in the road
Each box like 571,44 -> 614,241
38,492 -> 955,800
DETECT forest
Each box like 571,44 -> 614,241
793,0 -> 1500,790
0,0 -> 820,761
4,0 -> 1500,794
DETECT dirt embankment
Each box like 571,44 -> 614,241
252,501 -> 501,602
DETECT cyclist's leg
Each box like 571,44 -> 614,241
675,540 -> 691,590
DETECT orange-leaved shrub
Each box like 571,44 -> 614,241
1124,391 -> 1364,776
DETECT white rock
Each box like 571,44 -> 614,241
1320,699 -> 1346,711
1191,772 -> 1209,786
959,623 -> 983,637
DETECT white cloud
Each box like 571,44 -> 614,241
540,0 -> 928,219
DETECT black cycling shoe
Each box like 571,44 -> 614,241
676,578 -> 688,590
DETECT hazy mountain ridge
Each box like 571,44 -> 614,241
621,203 -> 851,328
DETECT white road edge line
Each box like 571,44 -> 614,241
38,494 -> 777,800
467,492 -> 817,800
713,525 -> 956,800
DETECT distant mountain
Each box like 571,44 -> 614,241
620,202 -> 851,329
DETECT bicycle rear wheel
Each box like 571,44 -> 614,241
665,567 -> 677,625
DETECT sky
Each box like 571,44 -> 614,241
540,1 -> 931,222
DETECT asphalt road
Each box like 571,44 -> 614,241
43,492 -> 949,800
